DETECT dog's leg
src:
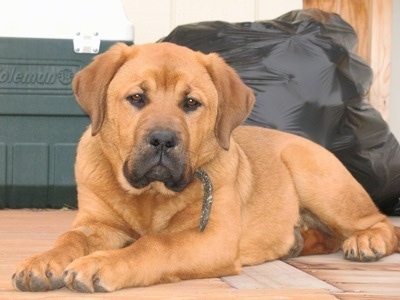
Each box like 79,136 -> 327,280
12,222 -> 134,292
281,144 -> 399,262
60,191 -> 242,292
280,210 -> 342,258
14,191 -> 242,292
298,227 -> 342,256
341,218 -> 398,261
62,229 -> 241,292
289,209 -> 343,257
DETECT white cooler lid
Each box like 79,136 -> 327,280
0,0 -> 134,41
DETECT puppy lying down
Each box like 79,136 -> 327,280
13,43 -> 400,293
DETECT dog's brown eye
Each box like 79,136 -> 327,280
183,97 -> 201,112
128,94 -> 142,102
126,94 -> 146,108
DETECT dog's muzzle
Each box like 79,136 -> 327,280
123,129 -> 193,192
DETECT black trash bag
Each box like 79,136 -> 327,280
160,9 -> 400,215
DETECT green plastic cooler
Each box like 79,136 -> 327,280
0,0 -> 134,208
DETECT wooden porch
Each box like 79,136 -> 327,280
0,209 -> 399,299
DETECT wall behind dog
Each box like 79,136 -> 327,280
121,0 -> 302,43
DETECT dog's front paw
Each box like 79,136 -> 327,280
342,230 -> 389,262
12,251 -> 73,292
63,252 -> 120,293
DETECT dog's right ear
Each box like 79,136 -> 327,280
73,43 -> 132,135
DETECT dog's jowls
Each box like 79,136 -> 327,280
12,42 -> 400,293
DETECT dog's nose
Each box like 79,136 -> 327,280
148,130 -> 178,149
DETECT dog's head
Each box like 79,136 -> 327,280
73,42 -> 255,194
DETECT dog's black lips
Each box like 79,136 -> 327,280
123,160 -> 192,192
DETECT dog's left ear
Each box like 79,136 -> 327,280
204,53 -> 255,150
73,43 -> 133,135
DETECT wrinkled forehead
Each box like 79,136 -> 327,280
112,44 -> 211,92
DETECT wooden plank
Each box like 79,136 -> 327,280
0,209 -> 336,299
338,0 -> 371,61
334,283 -> 400,296
336,294 -> 400,300
368,0 -> 392,120
0,210 -> 76,294
222,260 -> 341,292
303,0 -> 338,12
287,252 -> 400,271
1,210 -> 400,299
0,289 -> 338,300
286,247 -> 400,297
312,269 -> 400,284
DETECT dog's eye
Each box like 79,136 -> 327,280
126,94 -> 145,108
183,97 -> 201,112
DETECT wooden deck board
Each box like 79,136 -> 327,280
1,209 -> 399,299
222,260 -> 340,292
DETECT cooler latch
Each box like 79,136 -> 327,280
73,31 -> 101,54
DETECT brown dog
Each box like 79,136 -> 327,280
12,42 -> 400,293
